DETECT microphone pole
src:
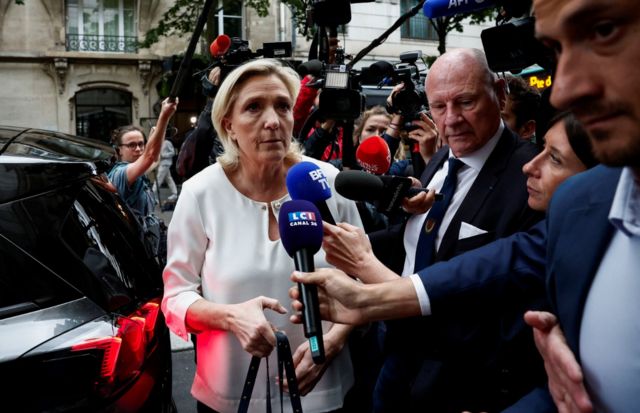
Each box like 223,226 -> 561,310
169,0 -> 216,102
348,0 -> 426,69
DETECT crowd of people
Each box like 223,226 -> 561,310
100,0 -> 639,411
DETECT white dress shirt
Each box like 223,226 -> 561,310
405,122 -> 505,315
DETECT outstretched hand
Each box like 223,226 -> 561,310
322,222 -> 373,278
524,311 -> 594,413
402,183 -> 438,215
289,268 -> 367,325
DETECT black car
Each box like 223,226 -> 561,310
0,126 -> 175,412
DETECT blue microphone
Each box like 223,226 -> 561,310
423,0 -> 497,18
286,161 -> 336,225
279,199 -> 325,364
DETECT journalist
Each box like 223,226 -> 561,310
109,97 -> 178,257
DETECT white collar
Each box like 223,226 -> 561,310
609,167 -> 640,236
448,121 -> 505,171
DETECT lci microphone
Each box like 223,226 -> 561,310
278,200 -> 325,364
286,161 -> 336,225
209,34 -> 231,57
356,136 -> 391,175
423,0 -> 497,18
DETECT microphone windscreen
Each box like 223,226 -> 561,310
356,136 -> 391,175
287,162 -> 332,203
297,59 -> 324,77
210,34 -> 231,57
335,170 -> 384,201
369,60 -> 395,78
423,0 -> 497,18
278,200 -> 324,257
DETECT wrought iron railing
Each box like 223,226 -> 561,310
66,34 -> 138,53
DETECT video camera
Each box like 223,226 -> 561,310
201,35 -> 295,97
297,59 -> 365,120
369,51 -> 428,131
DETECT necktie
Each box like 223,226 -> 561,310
413,158 -> 464,272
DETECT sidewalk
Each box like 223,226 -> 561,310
155,189 -> 194,352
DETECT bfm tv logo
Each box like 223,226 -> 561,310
308,169 -> 329,190
288,211 -> 319,227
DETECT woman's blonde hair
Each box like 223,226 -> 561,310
211,59 -> 303,169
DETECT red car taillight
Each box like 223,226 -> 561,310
71,336 -> 122,380
70,298 -> 161,392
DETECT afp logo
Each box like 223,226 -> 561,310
288,211 -> 318,227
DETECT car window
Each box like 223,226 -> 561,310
60,181 -> 163,307
0,235 -> 81,320
0,179 -> 162,313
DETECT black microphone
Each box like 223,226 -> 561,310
279,200 -> 325,364
335,170 -> 442,213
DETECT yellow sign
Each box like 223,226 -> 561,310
528,75 -> 553,90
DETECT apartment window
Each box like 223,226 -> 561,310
75,88 -> 132,142
401,0 -> 438,41
212,0 -> 243,38
66,0 -> 137,53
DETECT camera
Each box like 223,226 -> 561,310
389,51 -> 428,130
297,60 -> 365,120
363,51 -> 428,131
201,37 -> 297,98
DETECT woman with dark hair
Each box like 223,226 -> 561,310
524,111 -> 598,211
108,98 -> 178,257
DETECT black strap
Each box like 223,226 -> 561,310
238,332 -> 303,413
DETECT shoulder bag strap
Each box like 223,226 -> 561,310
238,332 -> 303,413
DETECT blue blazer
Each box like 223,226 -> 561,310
414,165 -> 622,412
546,165 -> 620,359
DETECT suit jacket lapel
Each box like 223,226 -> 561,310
436,129 -> 517,261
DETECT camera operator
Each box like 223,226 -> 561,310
384,82 -> 441,177
176,66 -> 225,180
295,36 -> 346,163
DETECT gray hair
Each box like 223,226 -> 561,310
211,58 -> 303,169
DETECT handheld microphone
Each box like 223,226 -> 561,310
278,200 -> 325,364
286,162 -> 337,225
209,34 -> 231,57
423,0 -> 498,18
335,170 -> 442,213
356,136 -> 391,175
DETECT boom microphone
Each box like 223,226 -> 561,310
209,34 -> 231,57
297,59 -> 324,78
278,200 -> 325,364
286,162 -> 337,225
335,170 -> 442,213
423,0 -> 498,18
356,136 -> 391,175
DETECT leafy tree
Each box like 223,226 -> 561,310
140,0 -> 305,49
427,9 -> 497,56
140,0 -> 496,59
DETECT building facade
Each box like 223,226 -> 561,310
0,0 -> 489,141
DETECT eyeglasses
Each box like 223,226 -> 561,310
120,142 -> 145,150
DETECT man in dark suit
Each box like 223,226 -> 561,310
366,48 -> 543,412
292,0 -> 640,410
